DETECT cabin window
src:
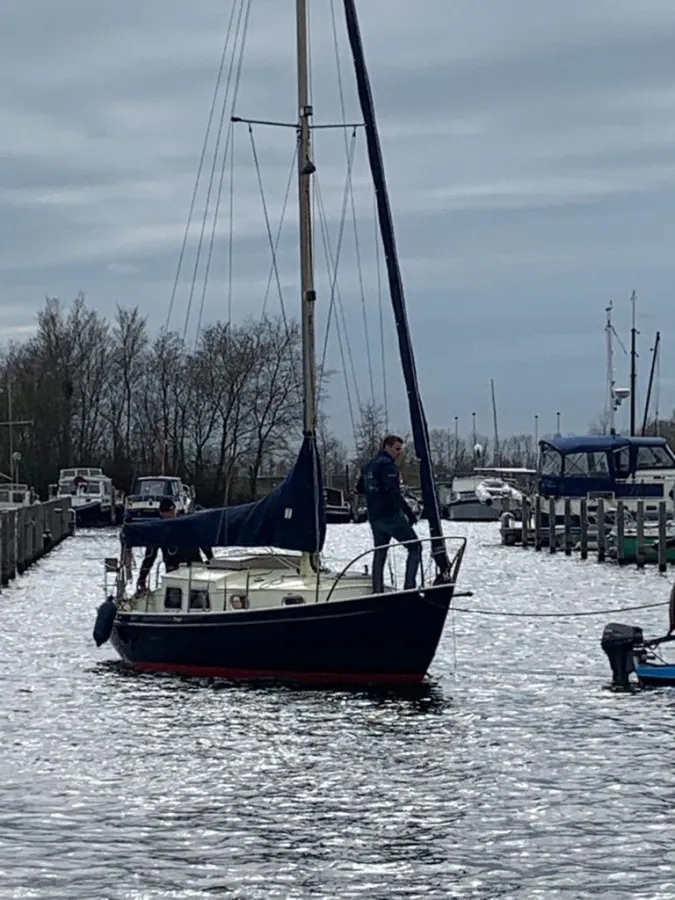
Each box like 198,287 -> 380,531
189,589 -> 211,611
562,452 -> 610,477
540,448 -> 562,476
613,447 -> 630,477
636,445 -> 675,470
563,453 -> 589,476
164,586 -> 183,610
587,452 -> 609,475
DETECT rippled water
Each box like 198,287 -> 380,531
1,522 -> 675,899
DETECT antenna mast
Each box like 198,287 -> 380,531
629,290 -> 638,436
605,302 -> 615,433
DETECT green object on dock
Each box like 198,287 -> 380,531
614,533 -> 675,564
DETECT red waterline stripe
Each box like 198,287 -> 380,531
128,660 -> 424,685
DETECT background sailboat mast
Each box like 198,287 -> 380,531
296,0 -> 317,436
629,289 -> 637,436
490,378 -> 500,467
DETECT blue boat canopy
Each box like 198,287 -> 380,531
122,436 -> 326,553
541,435 -> 670,455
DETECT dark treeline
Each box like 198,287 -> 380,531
0,296 -> 311,504
1,296 -> 672,503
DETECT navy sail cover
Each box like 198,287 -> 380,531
122,436 -> 326,553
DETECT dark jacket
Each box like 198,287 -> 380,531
137,544 -> 213,587
356,450 -> 415,523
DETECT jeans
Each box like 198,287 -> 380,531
370,513 -> 422,594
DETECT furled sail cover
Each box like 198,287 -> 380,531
122,436 -> 326,553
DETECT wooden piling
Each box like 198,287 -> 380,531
596,498 -> 606,563
658,500 -> 668,573
548,497 -> 557,553
521,496 -> 530,548
579,498 -> 588,559
615,500 -> 625,566
635,500 -> 646,569
563,499 -> 572,555
534,495 -> 542,551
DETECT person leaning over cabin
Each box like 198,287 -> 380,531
356,434 -> 421,594
135,497 -> 213,594
120,510 -> 134,582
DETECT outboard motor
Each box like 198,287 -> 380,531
93,597 -> 118,647
601,622 -> 644,689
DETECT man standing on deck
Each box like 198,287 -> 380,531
135,497 -> 213,594
356,435 -> 421,594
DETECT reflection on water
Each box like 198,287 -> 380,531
0,523 -> 675,898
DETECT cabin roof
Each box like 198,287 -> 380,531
136,475 -> 180,482
541,435 -> 669,455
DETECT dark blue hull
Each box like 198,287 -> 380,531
124,508 -> 189,521
75,502 -> 114,528
110,583 -> 455,685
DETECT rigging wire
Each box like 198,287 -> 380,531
194,0 -> 253,343
194,122 -> 234,343
228,121 -> 235,330
316,129 -> 359,398
314,162 -> 361,441
247,125 -> 301,390
164,0 -> 243,334
329,0 -> 375,404
374,191 -> 388,427
183,0 -> 252,344
261,145 -> 298,317
314,181 -> 358,441
316,178 -> 361,411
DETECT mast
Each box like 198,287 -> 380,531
453,416 -> 459,470
490,379 -> 499,467
296,0 -> 317,437
7,375 -> 13,482
641,331 -> 660,435
296,0 -> 319,575
605,302 -> 615,433
629,289 -> 637,436
342,0 -> 449,576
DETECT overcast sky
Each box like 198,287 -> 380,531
2,0 -> 674,442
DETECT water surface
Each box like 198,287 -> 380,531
1,522 -> 674,899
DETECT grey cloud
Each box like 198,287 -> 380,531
1,0 -> 675,437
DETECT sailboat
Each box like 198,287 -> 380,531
93,0 -> 467,685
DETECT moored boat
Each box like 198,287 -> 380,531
92,0 -> 469,686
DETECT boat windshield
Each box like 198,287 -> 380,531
134,479 -> 176,497
635,445 -> 675,470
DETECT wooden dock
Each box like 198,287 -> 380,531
0,498 -> 75,586
500,496 -> 674,572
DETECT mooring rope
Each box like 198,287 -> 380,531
450,599 -> 669,618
